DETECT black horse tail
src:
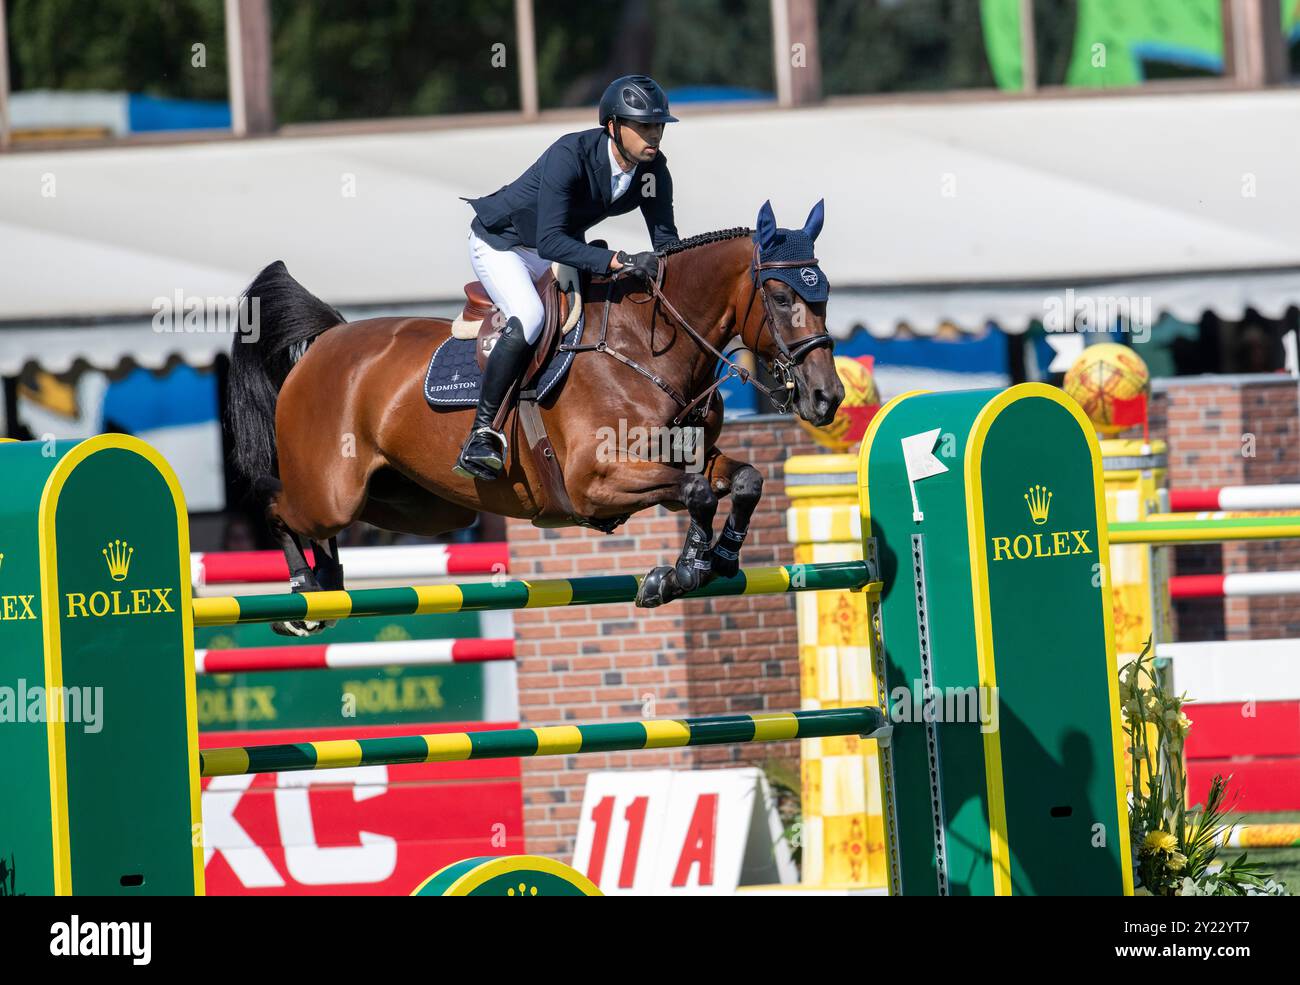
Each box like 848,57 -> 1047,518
226,261 -> 345,485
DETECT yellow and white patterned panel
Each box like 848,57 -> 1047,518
787,453 -> 884,890
1100,440 -> 1170,663
1100,441 -> 1170,798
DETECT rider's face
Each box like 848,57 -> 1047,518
610,120 -> 665,163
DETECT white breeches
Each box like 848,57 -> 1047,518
467,229 -> 552,344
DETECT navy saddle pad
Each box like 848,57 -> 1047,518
423,310 -> 585,408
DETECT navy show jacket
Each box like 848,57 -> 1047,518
465,127 -> 679,274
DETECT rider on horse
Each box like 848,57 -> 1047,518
454,74 -> 682,481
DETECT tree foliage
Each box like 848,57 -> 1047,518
7,0 -> 1014,122
9,0 -> 228,98
10,0 -> 779,122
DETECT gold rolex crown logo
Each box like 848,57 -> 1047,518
1024,485 -> 1052,525
102,539 -> 134,581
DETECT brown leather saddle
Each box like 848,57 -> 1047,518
452,269 -> 602,529
456,273 -> 571,384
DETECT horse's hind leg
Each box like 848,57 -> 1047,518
311,536 -> 345,591
267,529 -> 348,637
280,529 -> 317,591
264,454 -> 368,635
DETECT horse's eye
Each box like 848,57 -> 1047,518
774,294 -> 791,307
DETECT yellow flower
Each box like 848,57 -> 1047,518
1144,830 -> 1178,854
1167,852 -> 1187,872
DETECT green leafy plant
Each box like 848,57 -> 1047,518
1122,642 -> 1289,896
763,757 -> 803,869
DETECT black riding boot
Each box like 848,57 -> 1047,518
453,316 -> 534,481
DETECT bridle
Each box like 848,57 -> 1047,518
564,241 -> 833,424
739,242 -> 834,410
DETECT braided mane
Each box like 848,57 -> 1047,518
658,227 -> 752,256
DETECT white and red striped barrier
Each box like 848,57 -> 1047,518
1159,638 -> 1300,812
1170,571 -> 1300,599
195,637 -> 515,674
1157,638 -> 1300,702
190,542 -> 508,587
1169,484 -> 1300,513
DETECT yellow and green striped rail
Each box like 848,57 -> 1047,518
1109,512 -> 1300,545
1224,824 -> 1300,849
199,705 -> 889,778
192,561 -> 877,627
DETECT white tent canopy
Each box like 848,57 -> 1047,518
2,88 -> 1298,373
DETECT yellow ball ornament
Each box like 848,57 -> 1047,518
1062,344 -> 1150,436
797,355 -> 881,451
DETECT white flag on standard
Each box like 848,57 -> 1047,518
900,428 -> 947,521
1045,333 -> 1086,373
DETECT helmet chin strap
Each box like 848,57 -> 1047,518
610,119 -> 638,169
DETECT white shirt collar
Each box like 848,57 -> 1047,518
607,136 -> 635,201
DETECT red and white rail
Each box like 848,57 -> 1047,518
195,637 -> 515,674
1159,638 -> 1300,812
1170,571 -> 1300,599
1169,484 -> 1300,513
190,542 -> 508,587
1157,638 -> 1300,702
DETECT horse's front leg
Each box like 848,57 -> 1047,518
701,452 -> 764,579
635,471 -> 718,608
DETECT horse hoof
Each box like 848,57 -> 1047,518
271,618 -> 329,637
635,565 -> 676,608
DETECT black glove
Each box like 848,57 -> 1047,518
616,250 -> 660,282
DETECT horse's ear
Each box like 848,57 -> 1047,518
803,199 -> 825,241
756,200 -> 777,249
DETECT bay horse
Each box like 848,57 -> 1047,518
227,200 -> 842,632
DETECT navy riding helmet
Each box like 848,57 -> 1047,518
753,199 -> 828,303
598,75 -> 679,126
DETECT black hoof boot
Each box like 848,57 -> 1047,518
704,518 -> 747,579
272,564 -> 331,636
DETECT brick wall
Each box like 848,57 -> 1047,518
502,377 -> 1300,854
1150,376 -> 1300,641
505,416 -> 823,856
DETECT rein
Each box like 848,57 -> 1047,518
560,242 -> 832,425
